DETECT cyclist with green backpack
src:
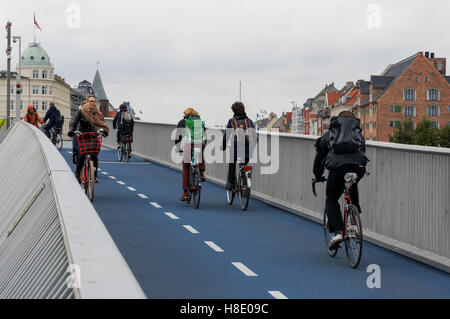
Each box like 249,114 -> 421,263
175,108 -> 206,201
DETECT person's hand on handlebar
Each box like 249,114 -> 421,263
313,176 -> 327,183
68,131 -> 75,138
98,129 -> 108,137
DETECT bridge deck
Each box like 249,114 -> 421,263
61,147 -> 450,299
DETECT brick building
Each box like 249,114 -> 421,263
353,52 -> 450,141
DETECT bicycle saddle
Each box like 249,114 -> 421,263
344,173 -> 358,183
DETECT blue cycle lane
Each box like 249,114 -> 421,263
60,147 -> 450,299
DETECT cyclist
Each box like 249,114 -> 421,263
174,107 -> 206,201
313,111 -> 368,250
113,103 -> 135,155
24,105 -> 44,128
221,101 -> 256,191
42,103 -> 62,139
68,95 -> 109,184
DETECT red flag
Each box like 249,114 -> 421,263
34,13 -> 41,31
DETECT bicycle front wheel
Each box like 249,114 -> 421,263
238,173 -> 250,211
87,160 -> 96,202
344,205 -> 363,268
192,167 -> 201,209
57,134 -> 63,151
323,211 -> 338,257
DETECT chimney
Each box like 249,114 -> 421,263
425,52 -> 429,58
430,52 -> 435,58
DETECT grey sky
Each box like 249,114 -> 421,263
1,0 -> 449,125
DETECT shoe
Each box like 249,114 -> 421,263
200,171 -> 206,182
117,144 -> 120,149
180,191 -> 189,201
328,233 -> 343,251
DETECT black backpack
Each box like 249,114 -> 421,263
328,117 -> 364,154
55,115 -> 64,129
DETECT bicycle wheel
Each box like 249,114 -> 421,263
56,134 -> 63,151
238,172 -> 250,211
192,167 -> 201,209
117,143 -> 123,162
87,160 -> 96,202
81,163 -> 88,194
125,142 -> 131,163
344,205 -> 363,268
323,211 -> 338,257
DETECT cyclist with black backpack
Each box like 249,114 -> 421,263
221,101 -> 256,191
313,111 -> 369,250
43,103 -> 63,139
113,103 -> 135,154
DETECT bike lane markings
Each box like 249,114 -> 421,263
101,171 -> 109,175
117,181 -> 125,185
268,291 -> 288,299
150,202 -> 162,208
164,212 -> 179,220
138,194 -> 148,199
127,187 -> 136,191
109,176 -> 117,180
231,262 -> 258,277
204,241 -> 224,253
183,225 -> 199,234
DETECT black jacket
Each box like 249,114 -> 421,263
70,110 -> 98,134
222,113 -> 256,158
313,117 -> 368,178
113,111 -> 135,130
43,106 -> 61,125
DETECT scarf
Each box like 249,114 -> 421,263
81,104 -> 110,133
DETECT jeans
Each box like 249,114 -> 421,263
325,164 -> 366,233
43,123 -> 54,139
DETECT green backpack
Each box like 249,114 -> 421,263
184,116 -> 205,143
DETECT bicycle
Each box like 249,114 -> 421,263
226,160 -> 252,211
50,126 -> 63,151
312,173 -> 364,269
117,134 -> 132,163
180,147 -> 203,209
75,130 -> 104,203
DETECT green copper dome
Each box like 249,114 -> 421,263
21,43 -> 51,67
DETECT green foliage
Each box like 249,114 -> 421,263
415,119 -> 438,147
438,124 -> 450,148
391,119 -> 415,145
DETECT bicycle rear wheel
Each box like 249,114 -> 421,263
87,160 -> 96,202
238,173 -> 250,211
117,143 -> 123,162
323,211 -> 338,257
56,134 -> 63,151
344,205 -> 363,268
192,167 -> 201,209
125,142 -> 131,163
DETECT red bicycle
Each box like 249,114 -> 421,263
75,130 -> 104,202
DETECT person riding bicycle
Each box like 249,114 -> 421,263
174,107 -> 206,202
113,103 -> 135,155
313,111 -> 368,250
68,95 -> 109,184
221,101 -> 256,191
43,103 -> 63,139
24,105 -> 44,128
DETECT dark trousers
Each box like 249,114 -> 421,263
43,122 -> 54,138
227,157 -> 249,186
326,164 -> 366,233
182,144 -> 205,190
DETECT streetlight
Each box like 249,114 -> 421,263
12,35 -> 21,121
5,21 -> 12,129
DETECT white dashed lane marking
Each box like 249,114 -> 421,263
117,181 -> 125,185
164,212 -> 179,220
138,194 -> 148,199
183,225 -> 199,234
101,171 -> 109,175
268,291 -> 288,299
204,241 -> 224,253
109,176 -> 117,180
150,202 -> 162,208
127,187 -> 136,191
232,262 -> 258,277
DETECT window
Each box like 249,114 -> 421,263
427,89 -> 440,101
427,105 -> 439,116
425,76 -> 429,82
431,122 -> 440,129
404,106 -> 416,117
372,106 -> 377,113
403,89 -> 416,101
49,86 -> 52,95
10,101 -> 14,110
395,105 -> 401,112
373,122 -> 377,128
414,76 -> 419,82
412,122 -> 416,130
42,86 -> 47,95
389,105 -> 395,112
10,85 -> 14,94
32,85 -> 39,94
33,69 -> 39,78
389,121 -> 394,127
32,101 -> 39,109
448,106 -> 450,112
42,101 -> 47,111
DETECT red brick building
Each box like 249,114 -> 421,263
354,52 -> 450,141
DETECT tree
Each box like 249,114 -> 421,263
391,119 -> 415,144
415,119 -> 438,146
438,124 -> 450,148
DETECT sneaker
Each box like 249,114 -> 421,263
180,191 -> 189,201
328,233 -> 343,251
200,171 -> 206,182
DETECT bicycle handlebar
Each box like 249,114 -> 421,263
311,177 -> 327,197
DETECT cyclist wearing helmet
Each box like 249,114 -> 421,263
313,111 -> 368,250
42,103 -> 62,139
68,95 -> 109,184
113,103 -> 135,152
174,107 -> 206,201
